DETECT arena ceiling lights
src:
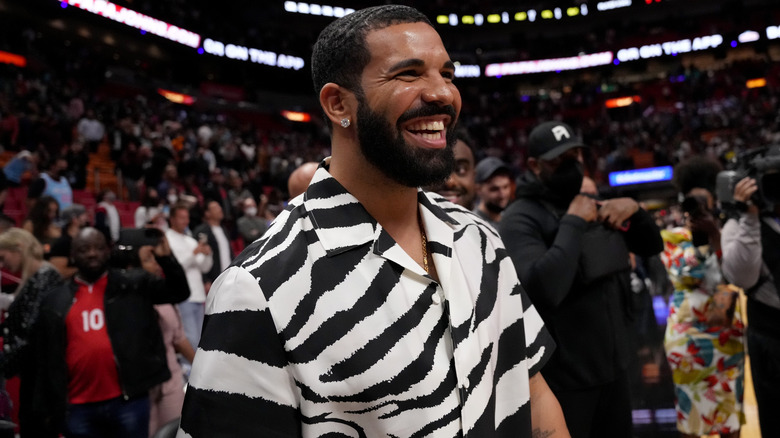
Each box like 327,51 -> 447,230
436,5 -> 589,27
283,1 -> 355,17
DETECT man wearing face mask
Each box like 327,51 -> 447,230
236,196 -> 267,245
473,157 -> 513,227
499,121 -> 663,438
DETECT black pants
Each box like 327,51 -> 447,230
554,372 -> 633,438
748,327 -> 780,438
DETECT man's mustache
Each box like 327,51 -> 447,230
397,104 -> 457,126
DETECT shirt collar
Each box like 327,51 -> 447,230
74,271 -> 108,287
302,160 -> 460,258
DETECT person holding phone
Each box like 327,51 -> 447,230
192,199 -> 234,295
31,228 -> 189,437
164,202 -> 212,351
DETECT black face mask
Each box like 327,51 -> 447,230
483,200 -> 505,214
543,159 -> 584,205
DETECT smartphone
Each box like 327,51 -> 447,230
198,233 -> 208,244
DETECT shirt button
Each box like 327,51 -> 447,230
463,377 -> 470,388
431,293 -> 442,305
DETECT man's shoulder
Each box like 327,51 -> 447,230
423,191 -> 479,225
40,280 -> 75,310
503,197 -> 546,217
237,215 -> 266,227
231,204 -> 310,268
192,223 -> 208,233
109,267 -> 148,284
165,228 -> 190,240
423,191 -> 505,242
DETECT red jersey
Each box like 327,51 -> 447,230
65,274 -> 122,404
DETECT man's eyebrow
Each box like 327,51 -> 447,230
388,58 -> 425,72
387,59 -> 457,72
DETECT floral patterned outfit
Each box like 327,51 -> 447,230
661,228 -> 745,435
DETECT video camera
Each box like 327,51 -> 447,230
116,228 -> 164,251
716,145 -> 780,209
111,228 -> 165,269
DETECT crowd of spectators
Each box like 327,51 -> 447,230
2,52 -> 780,240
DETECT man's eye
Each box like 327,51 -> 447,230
442,71 -> 455,80
395,70 -> 419,79
455,164 -> 469,176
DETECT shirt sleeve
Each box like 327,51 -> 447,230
134,207 -> 147,228
721,215 -> 763,289
519,286 -> 555,377
179,266 -> 302,437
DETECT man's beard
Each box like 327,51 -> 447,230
355,96 -> 456,188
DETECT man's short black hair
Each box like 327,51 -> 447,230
311,5 -> 431,109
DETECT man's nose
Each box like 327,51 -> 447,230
422,74 -> 457,107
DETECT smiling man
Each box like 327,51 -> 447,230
179,5 -> 567,438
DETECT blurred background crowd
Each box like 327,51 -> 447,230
0,0 -> 778,436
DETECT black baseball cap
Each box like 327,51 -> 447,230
528,121 -> 586,160
474,157 -> 512,183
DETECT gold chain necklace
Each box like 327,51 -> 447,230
420,215 -> 429,274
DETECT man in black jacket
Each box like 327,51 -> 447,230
499,121 -> 663,438
31,227 -> 190,437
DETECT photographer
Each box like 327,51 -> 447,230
31,227 -> 189,437
500,121 -> 663,438
111,228 -> 196,436
721,173 -> 780,437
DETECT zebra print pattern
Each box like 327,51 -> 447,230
178,165 -> 554,437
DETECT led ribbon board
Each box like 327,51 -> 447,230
609,166 -> 673,187
59,0 -> 305,70
485,52 -> 613,77
61,0 -> 201,48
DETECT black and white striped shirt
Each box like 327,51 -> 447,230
179,164 -> 554,437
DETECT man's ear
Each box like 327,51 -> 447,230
319,83 -> 355,127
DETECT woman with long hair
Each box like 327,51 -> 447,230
0,228 -> 62,435
22,195 -> 61,258
661,157 -> 744,437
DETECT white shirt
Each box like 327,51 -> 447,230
135,206 -> 168,231
98,201 -> 120,242
211,225 -> 231,272
165,228 -> 212,303
180,164 -> 553,437
77,117 -> 105,142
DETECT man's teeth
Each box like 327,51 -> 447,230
408,120 -> 445,131
421,132 -> 442,140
